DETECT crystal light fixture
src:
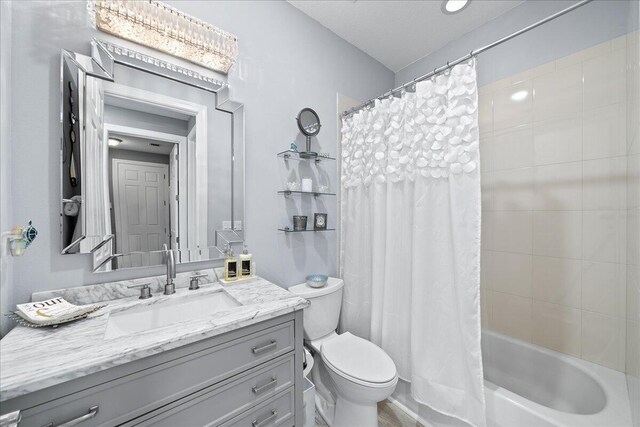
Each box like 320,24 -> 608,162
88,0 -> 238,74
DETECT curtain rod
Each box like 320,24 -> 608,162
342,0 -> 594,117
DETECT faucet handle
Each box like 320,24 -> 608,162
127,283 -> 152,299
189,273 -> 208,290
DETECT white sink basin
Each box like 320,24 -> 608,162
104,291 -> 241,339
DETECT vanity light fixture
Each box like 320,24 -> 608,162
88,0 -> 238,74
108,137 -> 122,147
510,90 -> 529,102
442,0 -> 470,14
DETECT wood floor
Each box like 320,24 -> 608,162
378,400 -> 424,427
314,399 -> 424,427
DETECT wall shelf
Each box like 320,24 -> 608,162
277,150 -> 335,162
278,146 -> 335,233
278,228 -> 335,233
278,190 -> 336,197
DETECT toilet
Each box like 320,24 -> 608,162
289,278 -> 398,427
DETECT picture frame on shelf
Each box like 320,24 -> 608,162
314,213 -> 327,231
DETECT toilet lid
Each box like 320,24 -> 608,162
321,332 -> 397,384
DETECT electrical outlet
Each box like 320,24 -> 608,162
222,221 -> 232,230
234,220 -> 243,230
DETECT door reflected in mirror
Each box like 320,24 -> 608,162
91,78 -> 212,271
107,127 -> 176,268
103,96 -> 192,269
60,52 -> 244,272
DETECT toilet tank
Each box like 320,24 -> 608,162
288,277 -> 344,341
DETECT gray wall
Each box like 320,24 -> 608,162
1,1 -> 13,337
395,0 -> 633,88
6,0 -> 393,329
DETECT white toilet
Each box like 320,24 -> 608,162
289,278 -> 398,427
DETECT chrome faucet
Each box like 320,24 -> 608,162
163,244 -> 176,295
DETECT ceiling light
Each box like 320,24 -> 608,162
510,90 -> 529,102
442,0 -> 470,14
108,138 -> 122,147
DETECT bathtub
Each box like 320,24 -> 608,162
482,330 -> 632,427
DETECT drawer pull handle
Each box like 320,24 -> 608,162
42,405 -> 99,427
252,409 -> 278,427
252,339 -> 277,355
252,377 -> 278,395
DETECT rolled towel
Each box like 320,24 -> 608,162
63,196 -> 81,217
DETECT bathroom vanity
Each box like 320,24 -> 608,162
0,275 -> 308,426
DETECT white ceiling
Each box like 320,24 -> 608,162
109,133 -> 174,155
288,0 -> 525,72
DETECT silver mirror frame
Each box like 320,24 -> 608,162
59,39 -> 245,273
59,47 -> 115,255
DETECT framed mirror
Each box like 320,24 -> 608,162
296,108 -> 321,159
60,40 -> 245,272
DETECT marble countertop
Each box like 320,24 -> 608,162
0,276 -> 308,402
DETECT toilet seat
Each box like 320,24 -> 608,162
321,332 -> 397,388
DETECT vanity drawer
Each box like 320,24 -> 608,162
16,321 -> 294,427
221,388 -> 295,427
129,355 -> 294,426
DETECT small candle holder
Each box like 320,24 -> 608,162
293,215 -> 308,231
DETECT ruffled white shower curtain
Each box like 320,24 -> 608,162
340,62 -> 485,427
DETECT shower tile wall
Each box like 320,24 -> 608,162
479,34 -> 632,372
626,17 -> 640,426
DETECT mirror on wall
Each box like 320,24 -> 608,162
60,40 -> 244,272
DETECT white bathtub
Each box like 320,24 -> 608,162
482,330 -> 632,427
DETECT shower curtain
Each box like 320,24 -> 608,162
340,61 -> 485,427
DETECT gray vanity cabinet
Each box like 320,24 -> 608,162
2,312 -> 304,427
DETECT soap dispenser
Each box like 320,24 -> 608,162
224,244 -> 238,281
239,245 -> 253,279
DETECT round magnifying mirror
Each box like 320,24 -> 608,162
297,108 -> 321,158
297,108 -> 321,136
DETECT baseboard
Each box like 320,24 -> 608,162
387,396 -> 432,427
